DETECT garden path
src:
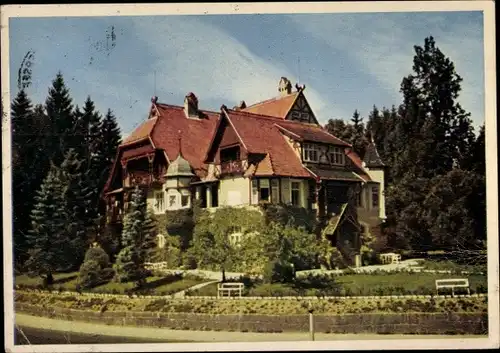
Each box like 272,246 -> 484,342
171,280 -> 219,298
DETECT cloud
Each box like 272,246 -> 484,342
289,12 -> 485,128
128,16 -> 337,121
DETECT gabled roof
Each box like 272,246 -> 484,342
122,117 -> 157,145
223,109 -> 312,178
241,92 -> 298,118
151,103 -> 220,177
276,121 -> 351,146
363,141 -> 385,168
345,148 -> 372,182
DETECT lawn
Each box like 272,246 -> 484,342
186,272 -> 488,297
15,272 -> 207,296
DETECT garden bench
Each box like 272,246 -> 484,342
217,282 -> 244,298
380,253 -> 401,264
435,278 -> 470,296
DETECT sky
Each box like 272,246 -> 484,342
8,10 -> 485,138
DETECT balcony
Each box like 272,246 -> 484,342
219,159 -> 247,176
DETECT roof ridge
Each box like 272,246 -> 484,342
243,92 -> 298,109
267,153 -> 276,175
156,102 -> 221,115
227,108 -> 292,121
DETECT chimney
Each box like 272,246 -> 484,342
233,100 -> 247,110
184,92 -> 199,118
278,77 -> 292,96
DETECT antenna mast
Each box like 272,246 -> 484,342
154,70 -> 157,96
297,56 -> 301,85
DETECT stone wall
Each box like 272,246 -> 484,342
15,303 -> 487,335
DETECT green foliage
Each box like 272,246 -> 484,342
25,165 -> 72,285
163,208 -> 195,251
59,148 -> 96,266
114,187 -> 157,285
240,222 -> 324,276
262,259 -> 295,284
150,234 -> 182,268
261,203 -> 317,232
189,206 -> 264,279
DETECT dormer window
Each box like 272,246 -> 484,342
220,145 -> 240,163
329,147 -> 345,165
303,143 -> 319,162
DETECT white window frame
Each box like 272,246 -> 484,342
229,232 -> 243,247
371,185 -> 380,209
154,191 -> 165,214
167,192 -> 178,210
259,179 -> 270,203
329,147 -> 345,166
271,179 -> 279,203
290,180 -> 302,207
251,179 -> 259,204
180,189 -> 191,209
303,143 -> 319,163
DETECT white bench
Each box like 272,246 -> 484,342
435,278 -> 470,296
380,253 -> 401,264
217,282 -> 244,298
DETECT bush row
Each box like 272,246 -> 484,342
15,289 -> 488,315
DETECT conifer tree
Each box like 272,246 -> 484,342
385,36 -> 481,251
11,90 -> 34,265
114,186 -> 157,285
59,148 -> 95,266
25,165 -> 71,285
44,72 -> 76,166
324,118 -> 353,142
349,110 -> 368,158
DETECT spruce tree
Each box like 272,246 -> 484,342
59,148 -> 95,267
324,118 -> 356,152
11,90 -> 34,265
44,72 -> 76,166
114,186 -> 157,285
349,110 -> 368,158
25,165 -> 71,285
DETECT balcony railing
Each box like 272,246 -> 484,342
219,159 -> 247,176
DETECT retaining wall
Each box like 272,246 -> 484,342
15,303 -> 487,335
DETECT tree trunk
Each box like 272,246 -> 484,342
46,272 -> 54,286
221,267 -> 226,283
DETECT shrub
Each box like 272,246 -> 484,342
263,260 -> 295,284
77,247 -> 114,289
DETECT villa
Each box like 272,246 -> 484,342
103,77 -> 387,264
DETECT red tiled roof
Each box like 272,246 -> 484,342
224,109 -> 312,178
151,104 -> 220,177
241,92 -> 298,118
122,143 -> 155,160
276,121 -> 351,146
122,117 -> 157,145
253,153 -> 275,176
345,148 -> 371,182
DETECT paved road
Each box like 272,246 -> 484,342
14,313 -> 483,343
